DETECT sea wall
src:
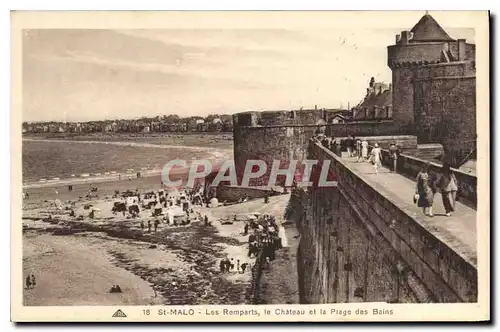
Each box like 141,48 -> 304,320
246,251 -> 266,304
291,140 -> 477,303
216,185 -> 278,203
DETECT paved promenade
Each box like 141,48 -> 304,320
340,154 -> 477,266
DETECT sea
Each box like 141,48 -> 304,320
22,139 -> 232,185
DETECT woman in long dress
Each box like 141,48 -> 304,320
361,139 -> 369,160
415,162 -> 435,217
438,162 -> 458,216
371,143 -> 382,174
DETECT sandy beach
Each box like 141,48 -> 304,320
22,175 -> 292,306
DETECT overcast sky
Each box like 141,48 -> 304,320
22,12 -> 475,122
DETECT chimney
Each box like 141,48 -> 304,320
315,104 -> 317,110
458,39 -> 466,61
400,31 -> 410,45
396,34 -> 401,44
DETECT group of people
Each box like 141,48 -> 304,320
109,284 -> 123,293
245,214 -> 283,262
316,133 -> 460,218
415,162 -> 459,217
140,219 -> 161,233
219,258 -> 249,274
217,214 -> 284,277
345,136 -> 393,174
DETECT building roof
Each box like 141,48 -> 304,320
410,13 -> 455,43
357,89 -> 392,109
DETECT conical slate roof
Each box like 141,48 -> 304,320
410,13 -> 455,42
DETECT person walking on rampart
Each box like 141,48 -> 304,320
438,162 -> 458,217
370,143 -> 382,174
389,142 -> 399,172
356,138 -> 362,162
415,162 -> 436,217
361,139 -> 369,161
346,135 -> 354,157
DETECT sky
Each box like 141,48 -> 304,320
21,12 -> 475,122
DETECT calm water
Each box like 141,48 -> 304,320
22,140 -> 228,183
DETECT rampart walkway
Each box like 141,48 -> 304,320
339,153 -> 477,266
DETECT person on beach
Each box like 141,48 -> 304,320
154,219 -> 159,232
438,162 -> 458,217
263,257 -> 271,270
147,220 -> 152,233
140,221 -> 144,232
370,143 -> 382,174
415,162 -> 436,217
219,260 -> 225,273
241,263 -> 248,273
236,259 -> 240,273
25,275 -> 31,289
31,274 -> 36,288
230,258 -> 235,271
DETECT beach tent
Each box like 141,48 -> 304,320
209,197 -> 219,208
165,206 -> 185,224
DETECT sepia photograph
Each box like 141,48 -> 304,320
10,10 -> 490,322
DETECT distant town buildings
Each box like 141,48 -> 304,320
22,114 -> 234,134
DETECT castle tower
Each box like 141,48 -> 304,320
388,12 -> 476,165
387,12 -> 456,133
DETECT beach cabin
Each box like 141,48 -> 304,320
126,196 -> 140,206
164,206 -> 186,224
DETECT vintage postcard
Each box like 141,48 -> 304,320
11,11 -> 490,322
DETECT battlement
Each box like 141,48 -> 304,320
414,61 -> 476,80
388,41 -> 475,68
233,109 -> 331,128
388,43 -> 445,68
